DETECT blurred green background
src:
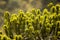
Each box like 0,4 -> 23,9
0,0 -> 60,27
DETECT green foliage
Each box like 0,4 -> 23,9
0,3 -> 60,40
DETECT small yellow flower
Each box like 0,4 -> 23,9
47,2 -> 53,7
50,6 -> 56,13
4,11 -> 10,19
55,4 -> 60,7
31,8 -> 36,14
36,9 -> 41,15
10,14 -> 17,22
43,8 -> 49,15
18,35 -> 23,39
29,26 -> 34,31
25,28 -> 29,31
40,16 -> 44,21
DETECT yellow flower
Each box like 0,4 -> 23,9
18,10 -> 24,14
10,14 -> 17,22
29,26 -> 34,31
46,19 -> 50,23
40,16 -> 44,22
35,30 -> 40,34
56,21 -> 60,26
50,6 -> 56,13
31,8 -> 36,14
25,28 -> 29,31
55,4 -> 60,7
2,35 -> 9,40
18,35 -> 23,40
14,35 -> 21,40
3,25 -> 9,29
43,8 -> 49,15
4,11 -> 10,19
18,10 -> 24,17
47,2 -> 53,7
36,9 -> 41,15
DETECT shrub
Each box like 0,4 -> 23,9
0,3 -> 60,40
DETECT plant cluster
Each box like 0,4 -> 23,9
0,4 -> 60,40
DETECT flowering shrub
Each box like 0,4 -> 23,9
0,3 -> 60,40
